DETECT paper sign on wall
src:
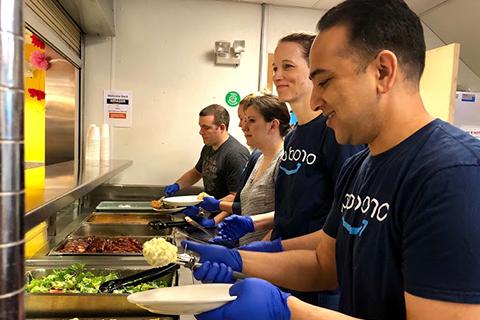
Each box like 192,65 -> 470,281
104,90 -> 133,127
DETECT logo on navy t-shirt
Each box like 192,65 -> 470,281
279,146 -> 317,175
340,193 -> 390,236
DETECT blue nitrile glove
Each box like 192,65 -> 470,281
194,261 -> 234,283
198,196 -> 221,212
239,238 -> 283,253
164,182 -> 180,197
218,215 -> 254,241
182,206 -> 216,228
195,278 -> 291,320
181,240 -> 242,283
209,236 -> 237,249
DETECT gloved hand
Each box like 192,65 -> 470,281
198,197 -> 221,212
195,278 -> 291,320
239,238 -> 283,253
181,240 -> 242,283
164,182 -> 180,197
182,206 -> 215,228
209,236 -> 237,249
194,261 -> 235,283
218,215 -> 254,241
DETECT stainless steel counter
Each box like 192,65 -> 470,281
25,160 -> 132,231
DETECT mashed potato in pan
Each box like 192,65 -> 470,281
143,237 -> 178,267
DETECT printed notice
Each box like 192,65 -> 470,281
104,90 -> 133,127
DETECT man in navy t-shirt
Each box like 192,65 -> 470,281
321,120 -> 480,319
181,1 -> 480,319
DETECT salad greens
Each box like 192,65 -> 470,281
26,263 -> 168,294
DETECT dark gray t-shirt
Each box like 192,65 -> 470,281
195,135 -> 250,199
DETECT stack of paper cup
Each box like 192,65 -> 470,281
100,123 -> 111,162
85,124 -> 100,161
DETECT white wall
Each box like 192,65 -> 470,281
266,6 -> 325,53
85,0 -> 262,185
84,0 -> 480,185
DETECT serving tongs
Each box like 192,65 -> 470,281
99,251 -> 246,293
176,252 -> 247,280
149,217 -> 214,239
98,263 -> 179,293
148,220 -> 189,230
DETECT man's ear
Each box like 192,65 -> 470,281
219,123 -> 227,132
374,50 -> 398,94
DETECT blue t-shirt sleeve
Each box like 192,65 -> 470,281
403,165 -> 480,303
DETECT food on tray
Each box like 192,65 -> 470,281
26,263 -> 168,294
151,196 -> 176,209
59,236 -> 143,253
197,192 -> 211,200
87,214 -> 156,224
143,237 -> 178,267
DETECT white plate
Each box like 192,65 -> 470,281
127,283 -> 236,315
163,195 -> 202,207
152,206 -> 186,214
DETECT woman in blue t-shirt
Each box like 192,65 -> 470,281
210,33 -> 363,307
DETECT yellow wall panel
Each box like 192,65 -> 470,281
24,30 -> 46,163
420,43 -> 460,123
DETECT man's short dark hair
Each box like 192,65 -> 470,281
199,104 -> 230,130
317,0 -> 426,82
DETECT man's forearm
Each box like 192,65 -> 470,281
221,193 -> 236,202
240,249 -> 334,291
288,297 -> 362,320
282,229 -> 324,251
176,168 -> 202,189
219,201 -> 234,213
213,211 -> 231,224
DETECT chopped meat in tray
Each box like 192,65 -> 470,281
60,236 -> 143,253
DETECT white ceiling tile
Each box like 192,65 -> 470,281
234,0 -> 319,7
404,0 -> 450,15
420,0 -> 480,77
228,0 -> 451,13
312,0 -> 343,10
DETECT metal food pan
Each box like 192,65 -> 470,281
71,223 -> 171,237
96,201 -> 155,211
48,236 -> 155,256
25,265 -> 177,318
86,213 -> 164,225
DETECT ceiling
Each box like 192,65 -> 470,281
223,0 -> 448,14
221,0 -> 480,80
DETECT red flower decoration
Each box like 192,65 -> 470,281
30,50 -> 50,71
31,34 -> 45,49
28,88 -> 46,101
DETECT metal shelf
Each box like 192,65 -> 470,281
24,160 -> 132,231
